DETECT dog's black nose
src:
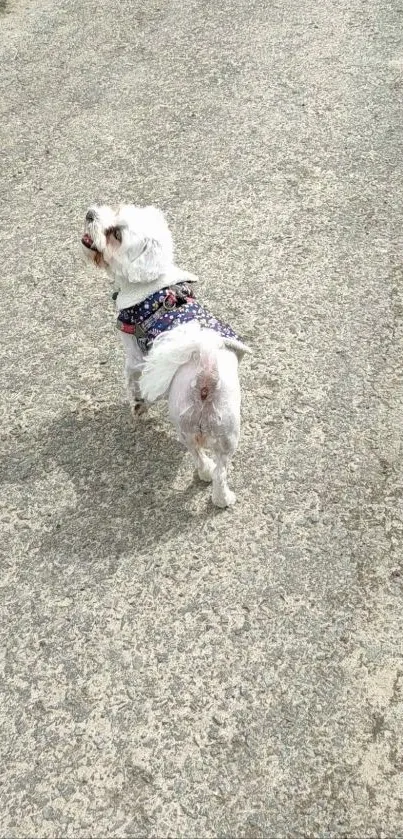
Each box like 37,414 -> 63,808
86,210 -> 95,223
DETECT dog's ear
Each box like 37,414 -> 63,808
123,205 -> 174,282
125,236 -> 167,283
126,238 -> 152,263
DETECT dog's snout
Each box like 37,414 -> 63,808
86,209 -> 95,223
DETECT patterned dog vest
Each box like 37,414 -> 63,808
115,281 -> 245,355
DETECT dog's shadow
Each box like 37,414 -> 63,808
3,405 -> 212,582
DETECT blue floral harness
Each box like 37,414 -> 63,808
114,281 -> 245,355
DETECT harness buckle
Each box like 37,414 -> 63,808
163,291 -> 176,311
134,323 -> 149,353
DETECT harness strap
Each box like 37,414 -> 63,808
116,283 -> 194,339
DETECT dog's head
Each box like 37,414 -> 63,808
81,203 -> 174,284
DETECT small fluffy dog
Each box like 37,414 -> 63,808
81,203 -> 250,507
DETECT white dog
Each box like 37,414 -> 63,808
81,203 -> 250,507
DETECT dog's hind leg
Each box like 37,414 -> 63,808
210,432 -> 238,508
183,433 -> 216,483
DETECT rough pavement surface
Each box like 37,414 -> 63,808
1,0 -> 403,836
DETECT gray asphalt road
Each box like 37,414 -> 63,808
1,0 -> 403,836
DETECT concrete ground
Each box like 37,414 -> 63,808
1,0 -> 403,835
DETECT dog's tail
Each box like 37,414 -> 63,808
140,322 -> 226,404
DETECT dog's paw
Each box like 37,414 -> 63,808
212,487 -> 236,508
130,401 -> 148,421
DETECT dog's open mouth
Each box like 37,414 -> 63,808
81,233 -> 99,252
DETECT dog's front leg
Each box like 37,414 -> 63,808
126,365 -> 148,417
120,333 -> 148,418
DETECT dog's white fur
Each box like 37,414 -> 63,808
81,203 -> 248,507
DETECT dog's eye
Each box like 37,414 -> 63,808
113,227 -> 122,243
